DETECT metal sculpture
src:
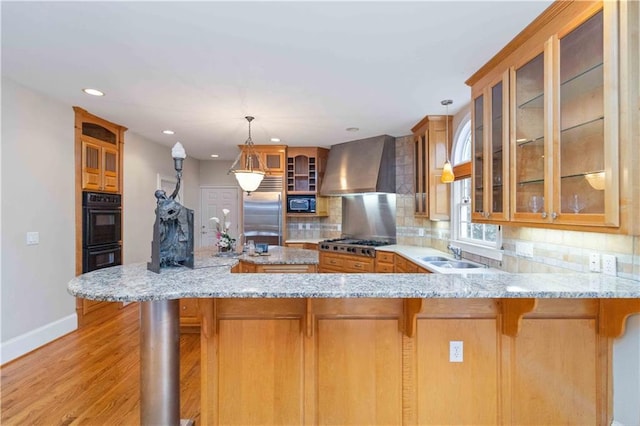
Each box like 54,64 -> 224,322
147,143 -> 194,273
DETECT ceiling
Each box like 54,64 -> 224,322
2,1 -> 552,161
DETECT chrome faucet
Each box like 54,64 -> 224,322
447,244 -> 462,260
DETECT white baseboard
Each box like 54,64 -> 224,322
0,313 -> 78,365
611,421 -> 626,426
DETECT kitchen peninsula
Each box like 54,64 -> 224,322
68,249 -> 640,426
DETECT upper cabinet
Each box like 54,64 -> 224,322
240,145 -> 287,175
467,1 -> 623,231
472,71 -> 510,222
286,147 -> 329,194
74,107 -> 126,193
412,115 -> 452,220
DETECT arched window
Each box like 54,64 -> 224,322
450,114 -> 502,259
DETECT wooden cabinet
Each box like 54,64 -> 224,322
375,251 -> 395,273
179,298 -> 200,333
286,147 -> 329,193
412,115 -> 452,220
472,72 -> 510,222
200,297 -> 618,425
319,252 -> 374,273
511,6 -> 618,227
240,144 -> 287,174
286,147 -> 329,217
468,2 -> 622,230
238,260 -> 317,273
285,242 -> 319,250
74,107 -> 126,193
395,254 -> 430,274
74,107 -> 127,326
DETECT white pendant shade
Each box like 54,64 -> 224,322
234,170 -> 265,193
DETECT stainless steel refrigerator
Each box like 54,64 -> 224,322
242,176 -> 283,246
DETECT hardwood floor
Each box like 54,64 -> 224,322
1,303 -> 200,425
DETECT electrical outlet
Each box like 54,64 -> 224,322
306,223 -> 311,230
602,254 -> 617,276
418,228 -> 424,237
515,242 -> 534,258
298,223 -> 303,230
589,253 -> 601,272
26,231 -> 39,245
449,341 -> 463,363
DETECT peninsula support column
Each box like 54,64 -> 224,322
140,299 -> 180,425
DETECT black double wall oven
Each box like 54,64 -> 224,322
82,192 -> 122,273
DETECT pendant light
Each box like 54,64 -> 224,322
228,116 -> 266,194
440,99 -> 455,183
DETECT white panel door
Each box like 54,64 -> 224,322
200,186 -> 240,248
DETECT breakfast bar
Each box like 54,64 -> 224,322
68,254 -> 640,425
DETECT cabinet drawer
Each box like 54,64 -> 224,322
321,256 -> 344,268
376,251 -> 395,263
376,263 -> 395,273
344,258 -> 374,273
395,256 -> 418,273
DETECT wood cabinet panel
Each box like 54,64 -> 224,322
510,318 -> 598,424
415,318 -> 498,425
256,264 -> 317,273
412,115 -> 452,220
319,252 -> 374,273
240,145 -> 287,174
316,318 -> 402,425
375,251 -> 395,273
217,318 -> 303,425
179,298 -> 200,332
395,254 -> 431,273
199,297 -> 618,426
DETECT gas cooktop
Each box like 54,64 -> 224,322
319,238 -> 394,257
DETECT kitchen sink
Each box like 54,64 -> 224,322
426,260 -> 482,269
419,256 -> 450,262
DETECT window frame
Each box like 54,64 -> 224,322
450,114 -> 503,261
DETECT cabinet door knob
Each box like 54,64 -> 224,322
541,211 -> 548,219
551,212 -> 558,220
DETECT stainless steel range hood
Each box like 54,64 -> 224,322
320,135 -> 396,195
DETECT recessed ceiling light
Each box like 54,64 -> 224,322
210,154 -> 219,158
162,130 -> 175,135
346,127 -> 359,132
270,137 -> 281,142
82,88 -> 104,97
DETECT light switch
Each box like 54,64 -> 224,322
26,231 -> 39,245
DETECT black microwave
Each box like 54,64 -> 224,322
287,195 -> 316,213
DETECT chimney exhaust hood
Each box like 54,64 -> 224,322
320,135 -> 396,195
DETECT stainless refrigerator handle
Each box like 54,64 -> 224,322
278,193 -> 282,246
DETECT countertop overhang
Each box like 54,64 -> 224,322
68,259 -> 640,302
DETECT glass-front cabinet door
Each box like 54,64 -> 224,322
511,50 -> 547,223
472,72 -> 509,222
554,7 -> 618,227
511,4 -> 618,227
471,94 -> 484,219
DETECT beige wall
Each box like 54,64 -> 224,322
199,159 -> 239,187
1,77 -> 76,342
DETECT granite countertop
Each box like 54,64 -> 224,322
68,257 -> 640,302
238,245 -> 318,265
376,244 -> 501,274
